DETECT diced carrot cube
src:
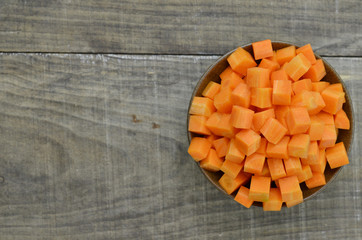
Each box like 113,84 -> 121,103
305,172 -> 326,189
284,53 -> 312,81
252,39 -> 273,60
271,69 -> 289,87
309,91 -> 326,115
225,138 -> 245,164
206,134 -> 218,143
326,142 -> 349,169
296,43 -> 317,64
258,58 -> 280,73
200,148 -> 224,172
310,148 -> 327,173
288,134 -> 310,159
188,115 -> 211,135
220,67 -> 244,90
235,129 -> 261,156
303,59 -> 326,82
312,81 -> 330,92
256,162 -> 271,177
230,105 -> 254,129
284,157 -> 302,176
263,188 -> 283,211
189,96 -> 216,117
260,118 -> 287,144
244,153 -> 266,175
319,124 -> 337,148
213,88 -> 233,113
246,67 -> 270,88
278,175 -> 302,202
219,172 -> 252,194
252,108 -> 275,132
249,176 -> 271,202
227,47 -> 257,76
334,109 -> 350,130
301,141 -> 319,165
276,46 -> 296,66
285,190 -> 303,208
267,158 -> 287,180
308,115 -> 325,141
317,112 -> 335,125
231,83 -> 251,108
212,137 -> 230,158
321,87 -> 345,114
272,80 -> 292,105
251,88 -> 273,108
292,78 -> 312,95
220,159 -> 244,179
286,107 -> 311,135
234,186 -> 254,208
296,164 -> 313,183
291,90 -> 325,115
188,137 -> 212,161
266,136 -> 290,159
274,106 -> 290,133
256,137 -> 268,155
202,81 -> 221,100
266,50 -> 278,62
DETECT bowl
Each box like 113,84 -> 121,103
187,41 -> 354,207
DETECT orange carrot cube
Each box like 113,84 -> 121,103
263,188 -> 283,211
220,67 -> 244,90
312,81 -> 330,92
334,109 -> 350,130
256,163 -> 271,177
235,129 -> 261,156
252,39 -> 273,60
266,136 -> 290,159
246,67 -> 271,88
296,164 -> 313,183
251,88 -> 273,108
188,137 -> 212,161
285,190 -> 303,208
326,142 -> 349,169
258,58 -> 280,73
206,134 -> 218,143
278,175 -> 302,202
188,115 -> 211,135
249,176 -> 271,202
220,159 -> 244,179
252,108 -> 275,132
305,172 -> 326,189
200,148 -> 224,172
284,53 -> 312,81
266,50 -> 278,62
308,115 -> 325,141
227,47 -> 257,76
272,80 -> 292,105
319,124 -> 337,148
256,137 -> 268,155
213,88 -> 233,113
296,43 -> 317,64
276,46 -> 296,65
317,112 -> 335,125
234,186 -> 254,208
284,157 -> 302,176
231,83 -> 251,108
303,59 -> 326,82
219,172 -> 252,194
310,149 -> 327,173
189,96 -> 216,117
260,118 -> 287,144
267,158 -> 287,180
230,105 -> 254,129
286,107 -> 311,135
321,87 -> 345,114
202,81 -> 221,100
212,137 -> 230,158
244,153 -> 266,175
288,134 -> 310,159
301,141 -> 319,165
292,78 -> 312,95
225,138 -> 245,164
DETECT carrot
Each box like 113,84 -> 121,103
276,45 -> 296,65
334,109 -> 350,130
220,159 -> 244,179
246,67 -> 270,88
244,153 -> 266,175
234,186 -> 254,208
285,190 -> 303,208
225,138 -> 245,164
230,105 -> 254,129
251,87 -> 273,109
292,78 -> 312,95
252,39 -> 273,60
213,88 -> 233,113
291,90 -> 325,115
278,175 -> 302,202
312,81 -> 330,92
219,172 -> 252,194
325,142 -> 349,169
301,141 -> 319,165
274,106 -> 290,134
202,81 -> 221,100
258,58 -> 280,73
188,115 -> 211,135
263,188 -> 283,211
256,137 -> 268,155
188,137 -> 212,161
305,172 -> 326,189
321,87 -> 345,114
310,148 -> 327,173
308,115 -> 325,141
303,59 -> 326,82
256,162 -> 271,177
231,83 -> 251,108
235,129 -> 261,156
220,66 -> 244,90
288,134 -> 310,159
266,50 -> 278,62
286,107 -> 311,135
249,176 -> 271,202
260,118 -> 287,144
189,96 -> 216,117
309,91 -> 326,115
227,47 -> 257,76
296,164 -> 313,183
252,108 -> 275,132
266,136 -> 290,159
284,157 -> 302,176
212,137 -> 230,158
316,112 -> 334,125
284,53 -> 312,81
319,124 -> 337,148
200,149 -> 224,172
295,43 -> 317,64
206,112 -> 235,138
267,158 -> 287,180
272,80 -> 292,105
206,134 -> 218,143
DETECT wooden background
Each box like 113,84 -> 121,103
0,1 -> 361,239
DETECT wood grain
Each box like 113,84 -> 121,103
0,53 -> 360,239
0,0 -> 362,56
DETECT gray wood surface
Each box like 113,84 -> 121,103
0,0 -> 362,56
0,53 -> 360,239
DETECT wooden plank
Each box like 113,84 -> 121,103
0,53 -> 360,239
1,0 -> 362,56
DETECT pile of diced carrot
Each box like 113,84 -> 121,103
188,39 -> 350,211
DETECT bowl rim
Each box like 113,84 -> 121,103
187,41 -> 355,206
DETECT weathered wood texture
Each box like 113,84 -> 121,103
0,54 -> 360,239
1,0 -> 362,55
